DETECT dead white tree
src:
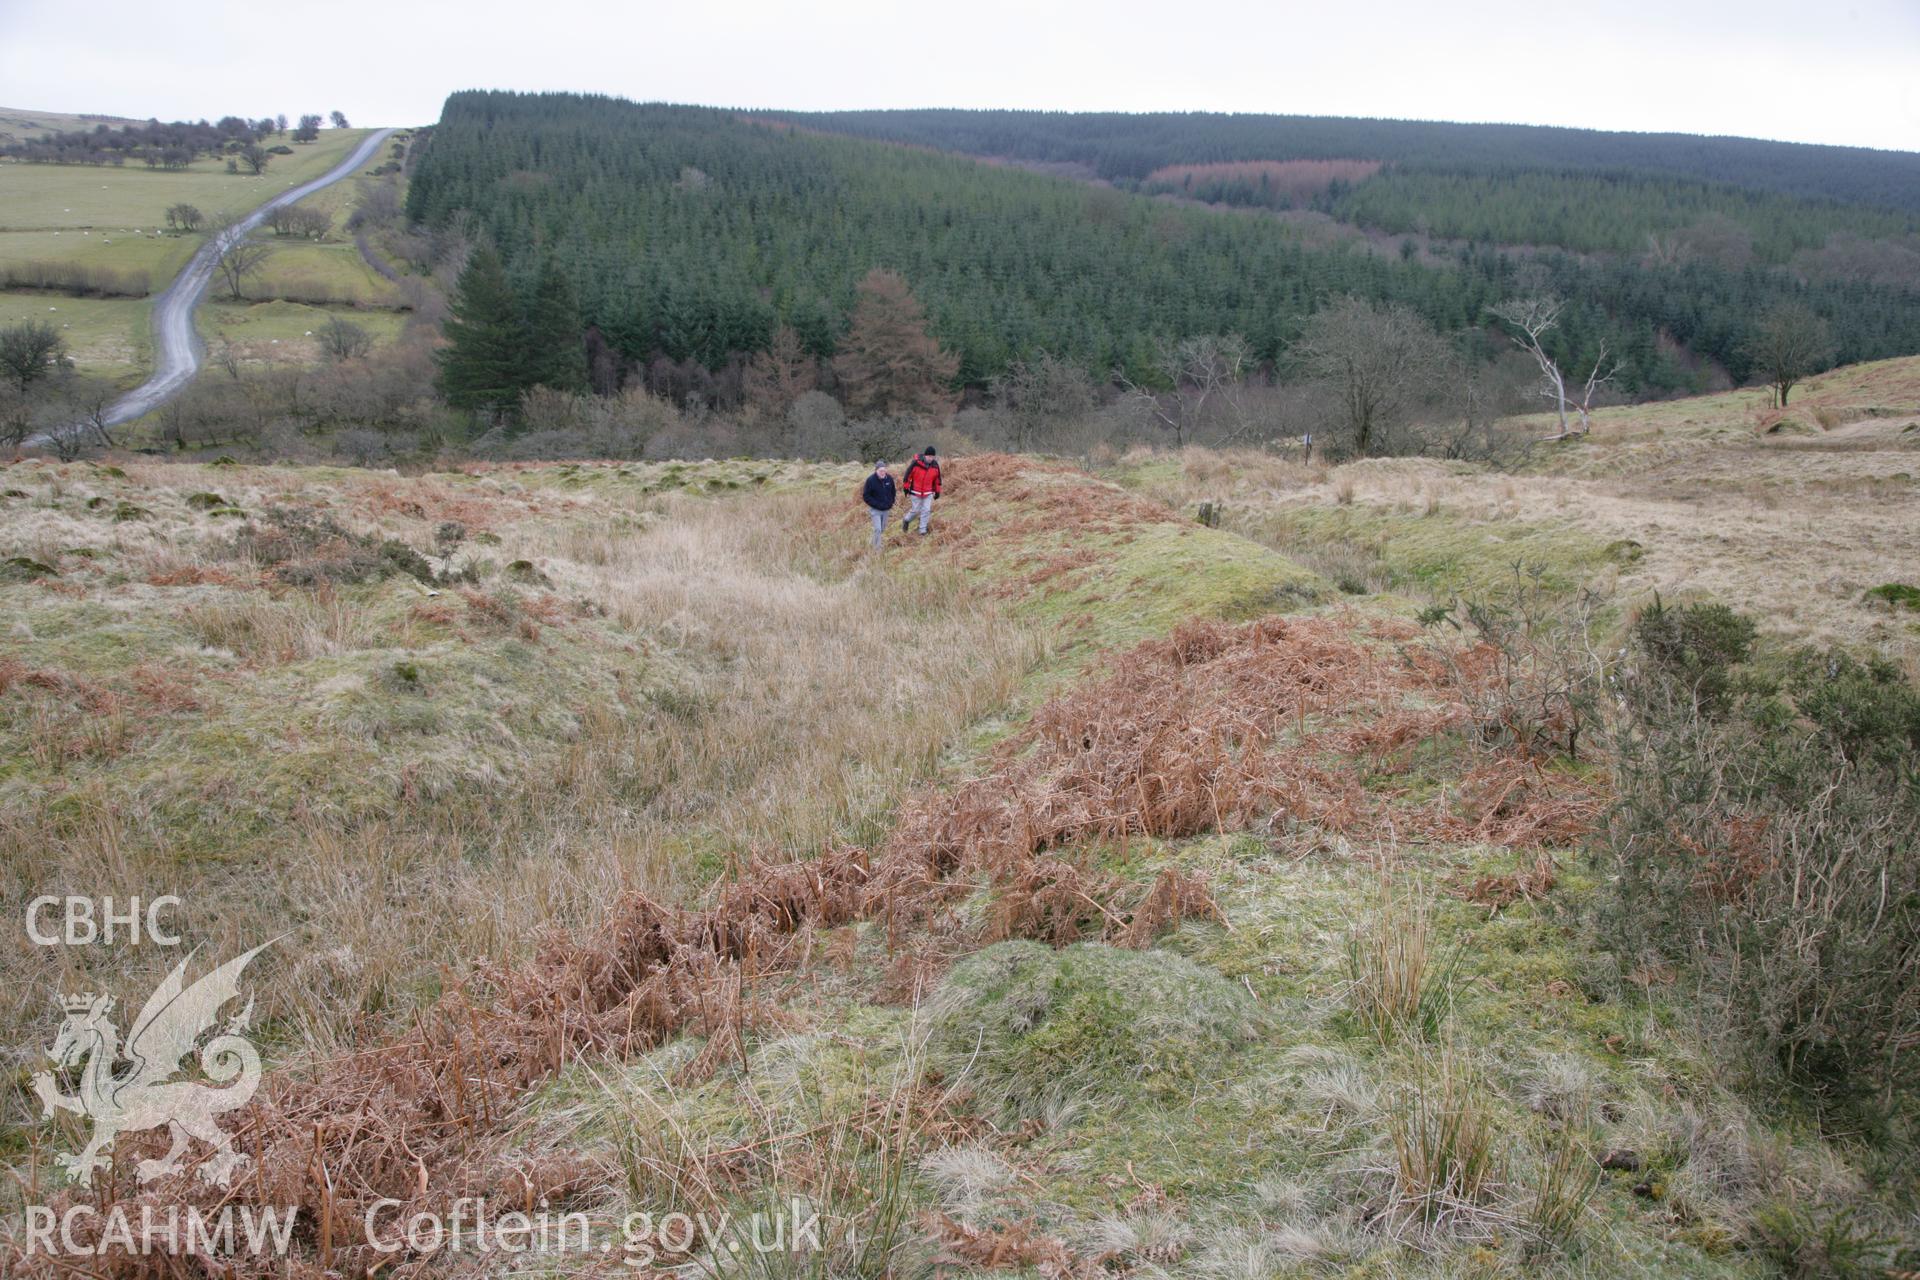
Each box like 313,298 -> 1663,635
1489,297 -> 1578,437
63,377 -> 118,450
1568,340 -> 1619,433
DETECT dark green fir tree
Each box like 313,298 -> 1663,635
520,259 -> 588,393
436,245 -> 525,414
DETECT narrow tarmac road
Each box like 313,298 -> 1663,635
100,127 -> 398,429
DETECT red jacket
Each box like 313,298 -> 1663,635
903,456 -> 942,497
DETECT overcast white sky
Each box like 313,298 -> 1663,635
3,0 -> 1916,151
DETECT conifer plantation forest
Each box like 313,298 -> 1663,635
405,91 -> 1920,407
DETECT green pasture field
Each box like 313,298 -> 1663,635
0,128 -> 370,232
0,293 -> 150,378
199,297 -> 408,357
0,225 -> 195,291
0,127 -> 408,378
246,234 -> 405,307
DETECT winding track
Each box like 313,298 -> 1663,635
96,127 -> 397,429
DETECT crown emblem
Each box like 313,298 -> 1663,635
60,993 -> 102,1014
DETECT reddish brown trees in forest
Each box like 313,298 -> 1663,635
831,269 -> 958,418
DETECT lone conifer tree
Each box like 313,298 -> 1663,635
520,260 -> 588,394
832,269 -> 958,417
436,247 -> 525,414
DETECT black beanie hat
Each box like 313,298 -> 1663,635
924,445 -> 937,456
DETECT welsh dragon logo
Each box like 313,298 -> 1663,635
33,944 -> 269,1188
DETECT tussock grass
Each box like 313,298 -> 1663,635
927,939 -> 1263,1127
1384,1046 -> 1504,1235
1346,880 -> 1454,1042
919,1142 -> 1017,1224
540,1011 -> 943,1279
178,585 -> 376,662
1525,1115 -> 1600,1255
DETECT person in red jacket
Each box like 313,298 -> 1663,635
900,446 -> 942,536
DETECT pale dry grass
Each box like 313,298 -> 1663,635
514,491 -> 1040,851
1136,432 -> 1920,660
178,585 -> 378,661
1,465 -> 1040,1074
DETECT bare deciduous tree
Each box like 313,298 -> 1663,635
268,205 -> 332,239
1743,302 -> 1835,408
213,338 -> 244,380
1568,340 -> 1619,432
993,350 -> 1097,450
0,320 -> 70,392
45,372 -> 111,463
164,202 -> 204,233
209,218 -> 274,301
330,111 -> 350,129
1675,214 -> 1754,271
350,179 -> 402,228
0,383 -> 35,449
1289,297 -> 1449,457
1490,296 -> 1621,437
58,375 -> 119,450
1489,296 -> 1571,433
1117,333 -> 1250,447
316,316 -> 373,363
236,142 -> 271,175
1432,346 -> 1537,462
294,207 -> 328,240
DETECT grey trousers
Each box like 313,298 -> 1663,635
869,507 -> 889,548
905,493 -> 934,532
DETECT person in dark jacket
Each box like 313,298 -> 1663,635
900,446 -> 942,535
861,461 -> 896,549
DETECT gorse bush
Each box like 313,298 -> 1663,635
1627,597 -> 1757,714
1421,565 -> 1607,762
1601,600 -> 1920,1101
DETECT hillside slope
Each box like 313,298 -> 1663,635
1115,355 -> 1920,663
774,108 -> 1920,264
402,92 -> 1920,395
770,108 -> 1920,210
0,123 -> 409,379
5,438 -> 1913,1276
